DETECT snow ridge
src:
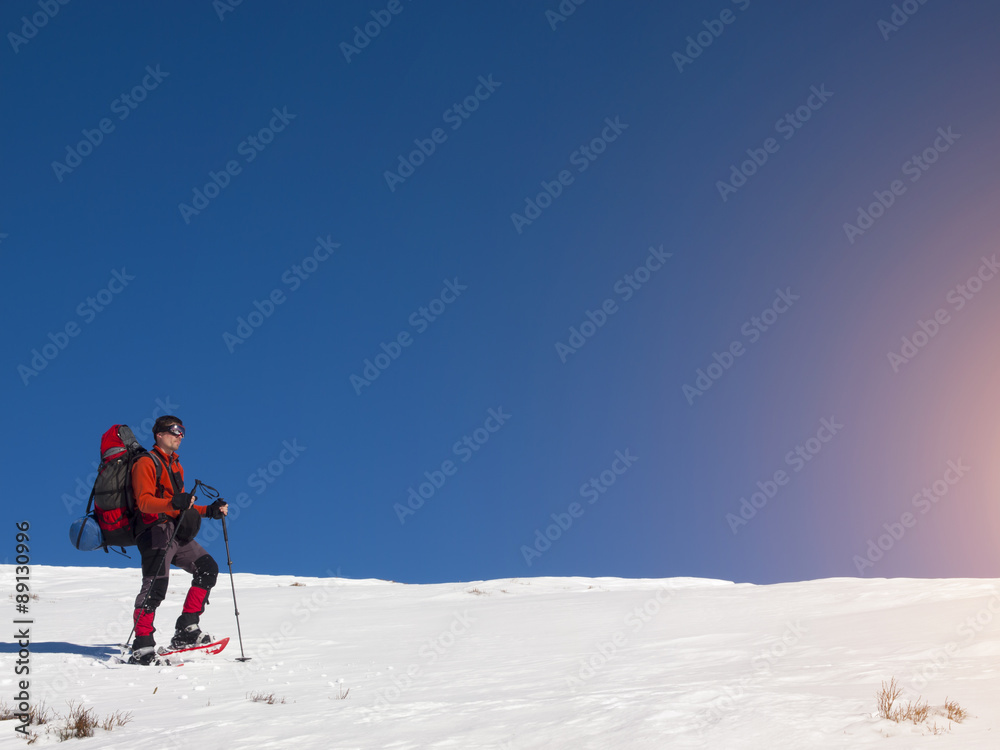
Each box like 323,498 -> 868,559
1,566 -> 997,748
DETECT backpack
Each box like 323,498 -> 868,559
69,424 -> 167,554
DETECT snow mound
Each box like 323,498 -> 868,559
1,566 -> 997,748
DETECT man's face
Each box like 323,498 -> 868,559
157,424 -> 184,452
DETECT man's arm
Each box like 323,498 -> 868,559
132,454 -> 179,518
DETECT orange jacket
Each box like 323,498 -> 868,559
132,446 -> 208,523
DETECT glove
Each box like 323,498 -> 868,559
206,499 -> 228,520
171,492 -> 195,511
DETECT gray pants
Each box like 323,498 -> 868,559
133,520 -> 217,626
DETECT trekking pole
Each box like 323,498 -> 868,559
222,515 -> 251,661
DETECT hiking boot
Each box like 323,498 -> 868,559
127,646 -> 158,665
170,624 -> 213,649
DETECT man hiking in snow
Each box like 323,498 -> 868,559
129,415 -> 228,665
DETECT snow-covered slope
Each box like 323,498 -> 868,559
2,566 -> 998,748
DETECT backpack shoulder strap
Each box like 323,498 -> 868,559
144,450 -> 183,496
127,450 -> 161,504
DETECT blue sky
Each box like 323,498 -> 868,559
5,0 -> 1000,584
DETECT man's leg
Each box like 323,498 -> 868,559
170,540 -> 219,645
132,524 -> 178,653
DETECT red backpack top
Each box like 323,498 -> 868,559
100,424 -> 130,462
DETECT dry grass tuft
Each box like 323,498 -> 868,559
896,698 -> 929,723
0,699 -> 52,725
876,678 -> 928,723
248,691 -> 286,704
3,700 -> 127,743
56,702 -> 99,740
945,698 -> 968,723
876,678 -> 903,720
99,710 -> 133,731
29,702 -> 52,726
877,678 -> 969,729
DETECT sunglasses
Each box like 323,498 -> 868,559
165,425 -> 185,437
